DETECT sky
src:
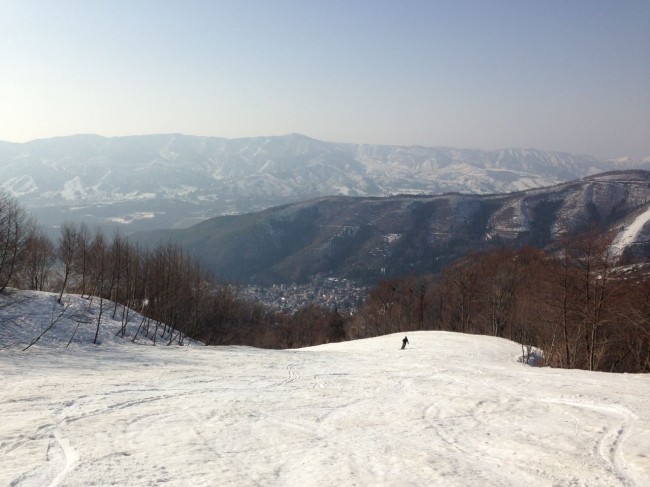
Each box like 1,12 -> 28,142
1,0 -> 649,159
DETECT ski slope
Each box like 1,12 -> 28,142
1,291 -> 649,486
610,204 -> 650,260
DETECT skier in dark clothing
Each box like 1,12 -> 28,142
401,336 -> 409,350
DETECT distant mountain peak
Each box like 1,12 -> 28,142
0,133 -> 648,234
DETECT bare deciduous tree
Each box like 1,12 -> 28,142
0,192 -> 35,292
57,223 -> 78,304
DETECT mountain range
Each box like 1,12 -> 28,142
137,170 -> 650,284
2,133 -> 648,233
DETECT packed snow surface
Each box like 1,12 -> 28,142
1,292 -> 649,486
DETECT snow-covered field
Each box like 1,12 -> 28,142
1,291 -> 650,486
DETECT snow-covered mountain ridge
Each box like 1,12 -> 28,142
1,133 -> 646,232
139,170 -> 650,284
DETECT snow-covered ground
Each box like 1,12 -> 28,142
610,204 -> 650,261
1,291 -> 649,486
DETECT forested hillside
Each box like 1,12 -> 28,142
137,170 -> 650,284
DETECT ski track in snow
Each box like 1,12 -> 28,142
1,325 -> 650,486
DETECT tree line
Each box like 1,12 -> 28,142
1,190 -> 348,348
347,238 -> 650,373
3,190 -> 648,372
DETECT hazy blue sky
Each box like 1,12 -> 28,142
1,0 -> 649,158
